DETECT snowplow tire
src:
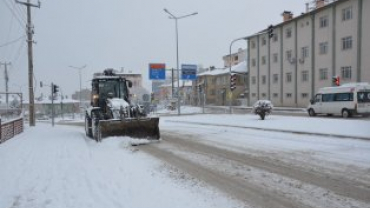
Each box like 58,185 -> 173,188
92,112 -> 101,142
85,115 -> 92,137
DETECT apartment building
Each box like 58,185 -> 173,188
223,48 -> 247,67
248,0 -> 369,107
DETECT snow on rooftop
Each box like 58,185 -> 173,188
198,61 -> 247,76
160,80 -> 193,88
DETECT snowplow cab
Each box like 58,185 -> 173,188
85,69 -> 160,142
91,69 -> 132,114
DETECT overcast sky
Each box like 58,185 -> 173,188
0,0 -> 307,97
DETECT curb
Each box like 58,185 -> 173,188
165,120 -> 370,141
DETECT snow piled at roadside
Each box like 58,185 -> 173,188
161,114 -> 370,139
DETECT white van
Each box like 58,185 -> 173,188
307,83 -> 370,118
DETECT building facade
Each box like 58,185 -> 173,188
248,0 -> 369,107
223,48 -> 247,68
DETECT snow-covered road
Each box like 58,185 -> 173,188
0,124 -> 240,208
1,114 -> 370,208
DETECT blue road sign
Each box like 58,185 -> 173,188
181,64 -> 197,80
149,63 -> 166,80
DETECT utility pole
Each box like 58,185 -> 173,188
0,62 -> 11,106
16,0 -> 41,127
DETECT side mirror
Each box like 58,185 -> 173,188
126,80 -> 133,88
310,99 -> 314,105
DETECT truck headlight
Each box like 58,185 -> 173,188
93,94 -> 99,100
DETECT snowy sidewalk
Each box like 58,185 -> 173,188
160,114 -> 370,140
0,124 -> 241,208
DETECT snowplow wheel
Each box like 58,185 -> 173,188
259,113 -> 265,120
92,112 -> 101,142
85,115 -> 92,137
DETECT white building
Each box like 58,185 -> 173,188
247,0 -> 370,107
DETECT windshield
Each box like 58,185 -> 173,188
98,79 -> 127,100
357,91 -> 370,103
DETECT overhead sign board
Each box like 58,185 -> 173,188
181,64 -> 197,80
149,63 -> 166,80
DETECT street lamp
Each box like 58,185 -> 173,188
69,65 -> 87,108
229,36 -> 248,114
164,8 -> 198,116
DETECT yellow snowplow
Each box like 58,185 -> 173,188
84,69 -> 160,142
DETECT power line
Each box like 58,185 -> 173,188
0,35 -> 26,48
2,0 -> 26,27
11,39 -> 26,65
9,0 -> 27,25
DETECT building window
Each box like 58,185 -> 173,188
262,75 -> 266,84
234,56 -> 238,61
273,53 -> 278,63
211,89 -> 216,95
286,93 -> 292,98
301,46 -> 309,58
286,50 -> 292,60
342,6 -> 352,21
262,37 -> 267,46
319,42 -> 328,54
261,93 -> 266,97
252,93 -> 256,97
286,73 -> 292,83
302,93 -> 309,98
252,59 -> 256,67
252,76 -> 256,85
319,68 -> 328,80
342,36 -> 352,50
273,34 -> 278,42
273,74 -> 278,83
302,71 -> 309,82
341,66 -> 352,80
273,93 -> 278,98
212,78 -> 217,84
262,56 -> 266,65
286,28 -> 292,38
251,41 -> 256,49
319,16 -> 328,28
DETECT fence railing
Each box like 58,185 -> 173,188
0,117 -> 24,144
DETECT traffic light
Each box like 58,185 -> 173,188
267,25 -> 274,39
332,76 -> 340,86
52,84 -> 59,94
230,74 -> 237,91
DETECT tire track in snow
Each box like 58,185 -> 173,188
140,143 -> 313,208
160,132 -> 370,203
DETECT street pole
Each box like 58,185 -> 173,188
164,8 -> 198,116
69,65 -> 87,109
229,36 -> 248,114
51,82 -> 54,127
16,0 -> 40,127
171,68 -> 174,99
0,62 -> 11,107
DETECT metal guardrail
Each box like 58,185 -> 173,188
0,117 -> 24,144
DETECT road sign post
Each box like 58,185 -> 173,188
181,64 -> 197,80
149,63 -> 166,80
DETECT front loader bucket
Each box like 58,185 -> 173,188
98,117 -> 160,140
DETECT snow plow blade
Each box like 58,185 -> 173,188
98,117 -> 160,140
